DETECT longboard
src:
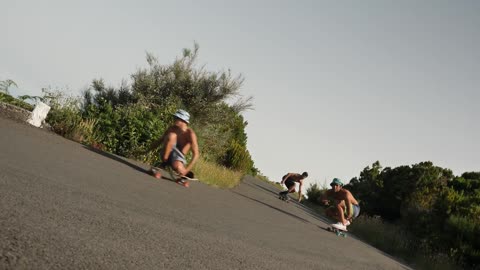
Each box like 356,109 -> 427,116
278,194 -> 290,203
150,167 -> 163,179
150,166 -> 198,188
325,226 -> 347,237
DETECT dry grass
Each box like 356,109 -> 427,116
71,118 -> 98,144
193,158 -> 243,189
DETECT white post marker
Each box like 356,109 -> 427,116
27,101 -> 51,127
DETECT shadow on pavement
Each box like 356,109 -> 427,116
231,191 -> 311,224
243,181 -> 280,196
243,177 -> 333,225
82,145 -> 150,175
295,204 -> 332,224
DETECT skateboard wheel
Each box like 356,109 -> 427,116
176,180 -> 189,187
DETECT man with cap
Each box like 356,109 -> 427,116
279,172 -> 308,202
148,109 -> 200,181
321,178 -> 360,231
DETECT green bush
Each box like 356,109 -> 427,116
41,88 -> 83,138
222,140 -> 254,173
0,92 -> 34,111
47,106 -> 83,138
306,183 -> 325,204
83,101 -> 173,159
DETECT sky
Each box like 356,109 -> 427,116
2,0 -> 479,191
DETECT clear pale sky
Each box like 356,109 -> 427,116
3,0 -> 479,190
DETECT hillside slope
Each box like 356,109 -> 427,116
0,116 -> 410,270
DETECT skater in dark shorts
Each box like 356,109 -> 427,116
279,172 -> 308,202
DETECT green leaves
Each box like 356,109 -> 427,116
347,161 -> 480,267
131,44 -> 252,122
306,183 -> 326,204
222,140 -> 254,173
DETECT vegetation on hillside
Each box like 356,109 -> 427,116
35,44 -> 258,178
307,161 -> 480,269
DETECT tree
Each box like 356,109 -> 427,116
130,43 -> 253,121
347,161 -> 384,216
306,183 -> 325,204
81,79 -> 137,111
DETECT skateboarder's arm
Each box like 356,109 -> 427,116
297,180 -> 303,202
184,130 -> 200,173
344,201 -> 352,219
162,132 -> 176,162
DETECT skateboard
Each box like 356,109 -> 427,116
278,194 -> 290,202
150,166 -> 198,188
150,167 -> 163,179
326,226 -> 347,237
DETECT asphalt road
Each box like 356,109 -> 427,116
0,116 -> 412,270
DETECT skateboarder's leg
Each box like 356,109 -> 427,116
165,147 -> 190,176
280,181 -> 295,198
326,207 -> 344,223
171,160 -> 188,176
335,201 -> 349,225
282,180 -> 296,194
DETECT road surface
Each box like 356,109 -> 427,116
0,116 -> 411,269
